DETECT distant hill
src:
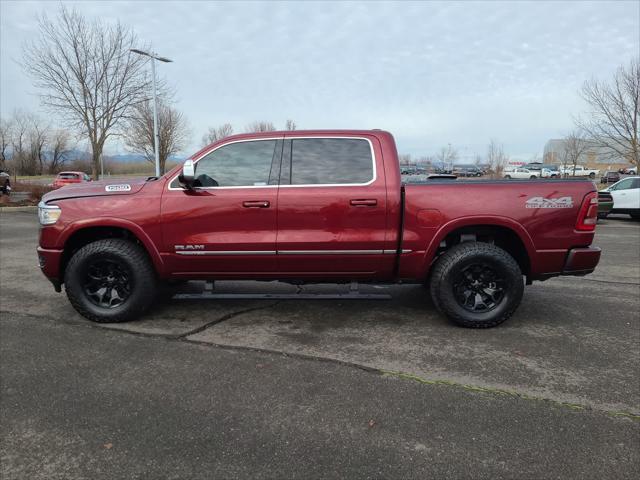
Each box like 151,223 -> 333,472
104,153 -> 187,163
4,148 -> 186,163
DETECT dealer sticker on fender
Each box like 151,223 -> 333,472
105,184 -> 132,192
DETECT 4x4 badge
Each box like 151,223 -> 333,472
526,196 -> 573,209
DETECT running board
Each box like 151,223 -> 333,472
172,281 -> 392,300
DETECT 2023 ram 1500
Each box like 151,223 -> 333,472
37,130 -> 601,328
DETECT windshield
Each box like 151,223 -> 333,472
58,173 -> 79,180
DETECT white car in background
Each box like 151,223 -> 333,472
602,176 -> 640,219
503,167 -> 549,179
559,165 -> 600,178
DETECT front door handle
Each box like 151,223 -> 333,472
243,200 -> 270,208
350,199 -> 377,207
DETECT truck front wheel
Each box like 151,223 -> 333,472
429,242 -> 524,328
64,239 -> 157,323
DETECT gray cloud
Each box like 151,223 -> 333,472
1,0 -> 638,160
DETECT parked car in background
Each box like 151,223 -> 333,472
601,176 -> 640,219
525,163 -> 560,178
600,171 -> 620,184
623,166 -> 637,175
560,165 -> 600,178
0,170 -> 11,195
597,191 -> 614,218
52,172 -> 92,189
453,165 -> 483,177
503,167 -> 539,179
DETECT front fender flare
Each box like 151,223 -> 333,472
59,217 -> 165,275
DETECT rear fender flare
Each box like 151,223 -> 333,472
418,215 -> 536,278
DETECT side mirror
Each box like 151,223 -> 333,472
178,159 -> 195,189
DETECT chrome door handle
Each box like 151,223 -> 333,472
243,200 -> 270,208
350,199 -> 377,207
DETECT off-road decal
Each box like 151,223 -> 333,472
105,184 -> 132,192
525,196 -> 573,209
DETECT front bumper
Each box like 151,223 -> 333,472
37,247 -> 63,287
562,246 -> 601,276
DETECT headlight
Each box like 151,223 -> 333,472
38,201 -> 62,225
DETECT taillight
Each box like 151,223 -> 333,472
576,191 -> 598,231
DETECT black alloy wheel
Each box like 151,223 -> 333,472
453,263 -> 506,313
83,259 -> 132,308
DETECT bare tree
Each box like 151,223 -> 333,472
22,6 -> 150,179
0,118 -> 12,170
202,123 -> 234,146
10,110 -> 31,175
416,156 -> 432,167
398,154 -> 412,166
487,139 -> 508,176
562,131 -> 590,176
28,117 -> 49,175
123,98 -> 189,174
245,121 -> 276,133
437,144 -> 458,171
576,58 -> 639,166
48,129 -> 73,173
285,119 -> 297,131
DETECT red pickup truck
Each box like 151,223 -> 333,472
37,130 -> 601,328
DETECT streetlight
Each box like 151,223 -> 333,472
130,48 -> 173,177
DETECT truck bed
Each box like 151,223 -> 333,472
397,178 -> 598,280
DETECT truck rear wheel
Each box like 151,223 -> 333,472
64,239 -> 157,323
429,242 -> 524,328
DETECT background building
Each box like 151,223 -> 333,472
543,139 -> 631,171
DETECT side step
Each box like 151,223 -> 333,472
172,281 -> 392,300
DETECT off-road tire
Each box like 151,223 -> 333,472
429,242 -> 524,328
589,172 -> 595,179
64,239 -> 157,323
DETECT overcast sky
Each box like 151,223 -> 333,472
1,0 -> 639,161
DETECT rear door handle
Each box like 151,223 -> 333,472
350,199 -> 377,207
243,200 -> 270,208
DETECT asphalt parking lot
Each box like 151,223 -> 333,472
1,210 -> 639,479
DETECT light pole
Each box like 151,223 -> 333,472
130,49 -> 173,177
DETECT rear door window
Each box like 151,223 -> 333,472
286,138 -> 374,185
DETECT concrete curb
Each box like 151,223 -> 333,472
0,206 -> 38,213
